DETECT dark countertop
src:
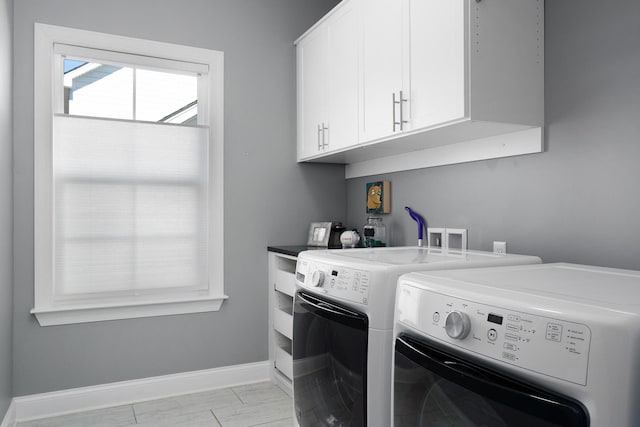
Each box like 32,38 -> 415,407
267,245 -> 330,257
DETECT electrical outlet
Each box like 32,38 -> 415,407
493,241 -> 507,254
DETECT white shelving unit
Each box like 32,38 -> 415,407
268,250 -> 298,395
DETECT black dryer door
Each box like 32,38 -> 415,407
394,334 -> 589,427
293,291 -> 368,427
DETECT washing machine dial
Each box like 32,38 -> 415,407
445,311 -> 471,340
310,270 -> 325,287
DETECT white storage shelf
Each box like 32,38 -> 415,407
268,251 -> 298,395
274,268 -> 296,297
275,337 -> 293,380
274,294 -> 293,339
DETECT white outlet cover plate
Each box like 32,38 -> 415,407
493,241 -> 507,254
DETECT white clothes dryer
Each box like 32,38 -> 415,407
393,263 -> 640,426
292,247 -> 541,427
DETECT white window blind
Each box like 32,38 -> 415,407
53,115 -> 210,303
33,24 -> 225,325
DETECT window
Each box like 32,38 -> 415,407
34,24 -> 225,326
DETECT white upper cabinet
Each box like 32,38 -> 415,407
297,0 -> 360,160
297,27 -> 327,160
359,0 -> 404,142
327,1 -> 360,153
407,0 -> 466,130
361,0 -> 466,140
296,0 -> 544,177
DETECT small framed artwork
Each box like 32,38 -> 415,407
307,221 -> 332,247
366,181 -> 390,214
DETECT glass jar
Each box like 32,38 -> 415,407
363,216 -> 387,247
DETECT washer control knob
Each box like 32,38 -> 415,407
445,311 -> 471,340
310,270 -> 325,287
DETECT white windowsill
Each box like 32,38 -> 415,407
31,295 -> 229,326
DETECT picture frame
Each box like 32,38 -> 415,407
307,221 -> 332,247
366,181 -> 391,214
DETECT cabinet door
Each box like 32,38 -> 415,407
297,26 -> 328,160
406,0 -> 466,130
360,0 -> 404,143
326,1 -> 359,152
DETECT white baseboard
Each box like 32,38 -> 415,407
0,400 -> 16,427
13,360 -> 270,422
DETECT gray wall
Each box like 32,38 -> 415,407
347,0 -> 640,270
13,0 -> 344,396
1,0 -> 13,415
13,0 -> 637,401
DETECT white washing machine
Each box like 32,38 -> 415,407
292,246 -> 541,426
393,263 -> 640,426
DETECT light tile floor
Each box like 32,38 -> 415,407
17,382 -> 294,427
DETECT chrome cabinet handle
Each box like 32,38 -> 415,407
322,123 -> 329,149
393,92 -> 408,132
393,92 -> 400,132
399,90 -> 408,131
317,124 -> 322,151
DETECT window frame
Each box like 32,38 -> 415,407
33,23 -> 225,326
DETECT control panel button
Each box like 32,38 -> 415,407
487,328 -> 498,341
505,333 -> 518,342
502,352 -> 516,361
506,324 -> 520,332
445,311 -> 471,340
433,312 -> 441,323
546,323 -> 563,342
504,342 -> 518,351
